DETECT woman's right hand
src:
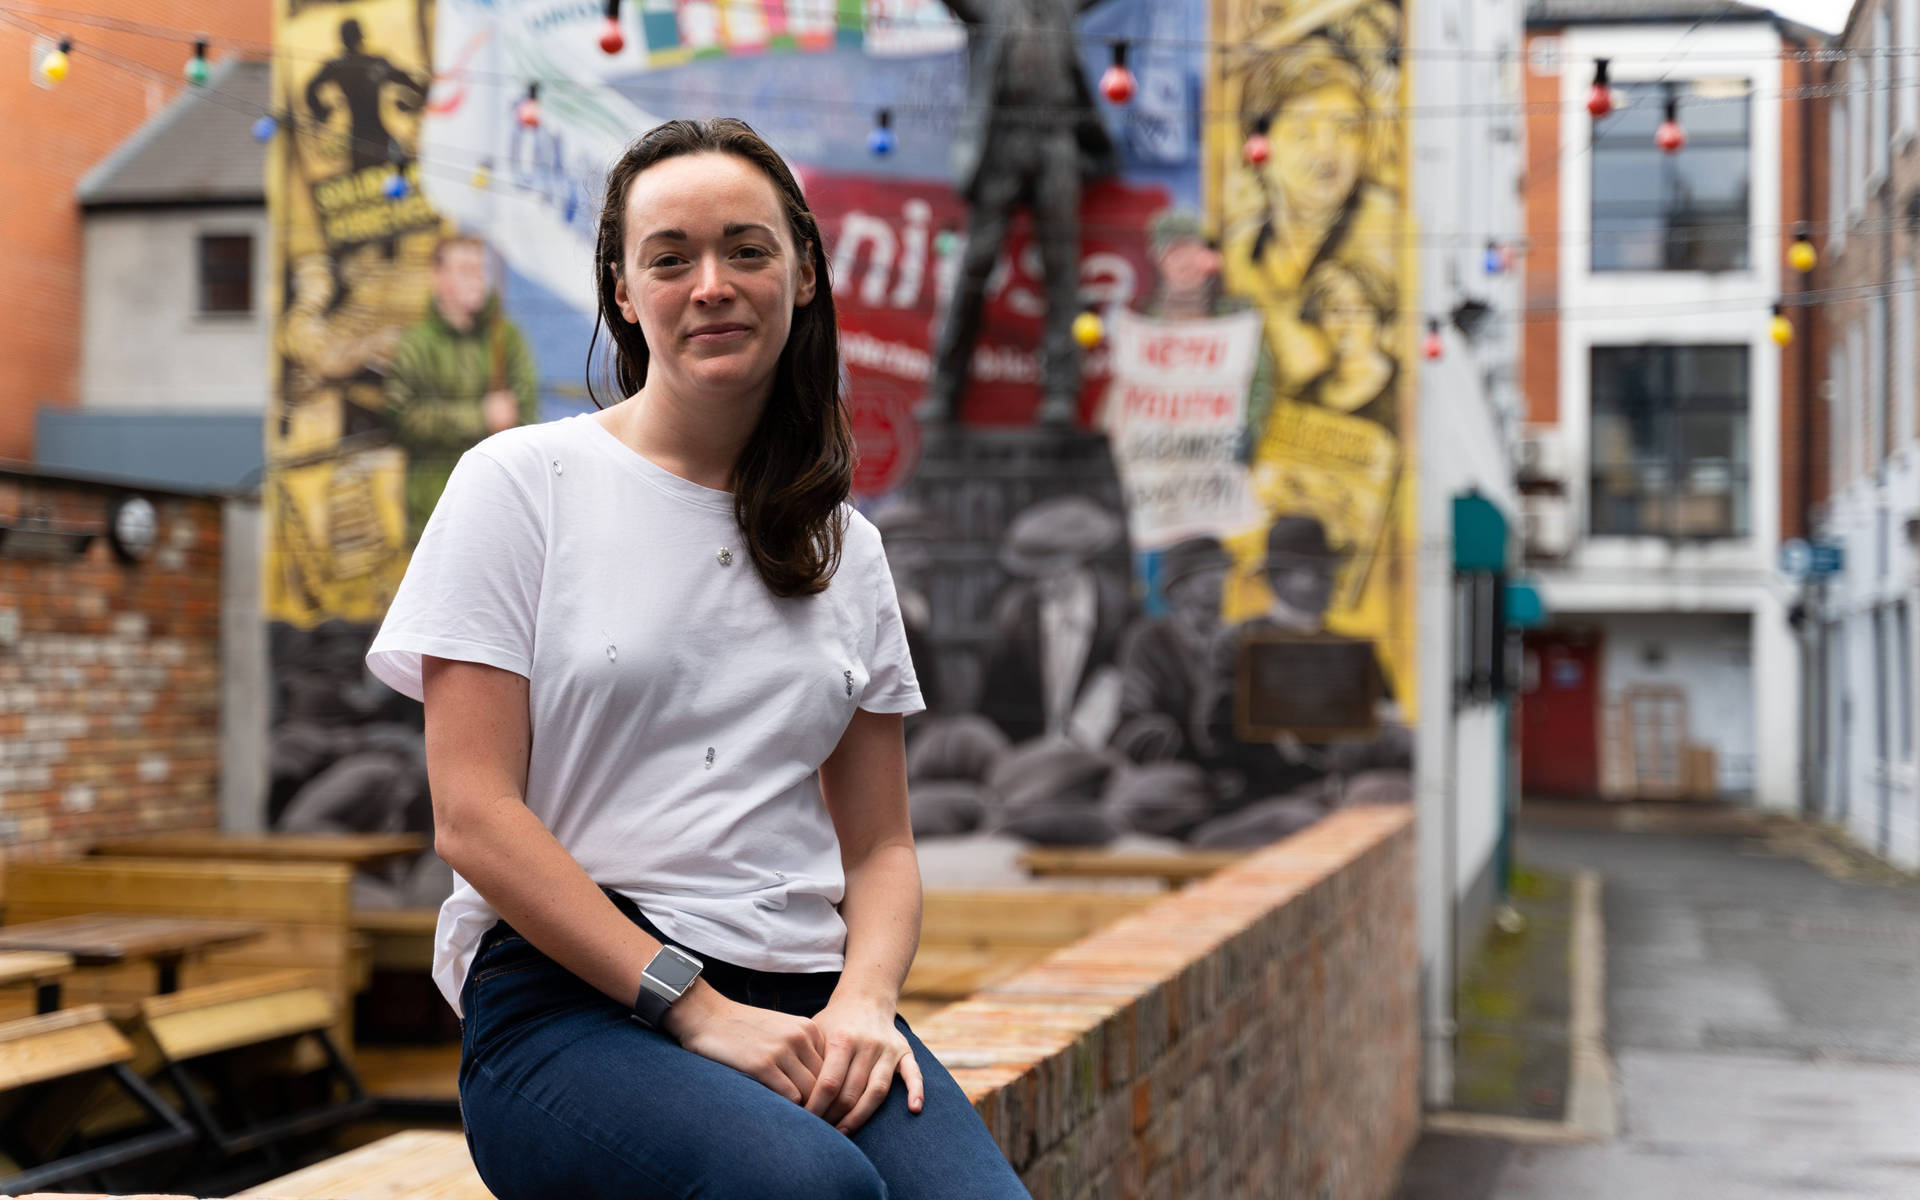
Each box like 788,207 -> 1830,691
664,986 -> 827,1105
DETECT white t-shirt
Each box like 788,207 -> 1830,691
366,413 -> 924,1013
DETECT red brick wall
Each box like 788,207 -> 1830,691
0,0 -> 270,462
921,807 -> 1420,1199
1779,44 -> 1827,540
0,470 -> 223,871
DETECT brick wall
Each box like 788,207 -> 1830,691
0,469 -> 224,869
920,806 -> 1420,1200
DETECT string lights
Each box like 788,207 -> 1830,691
39,36 -> 70,83
1423,319 -> 1444,361
251,112 -> 278,142
516,82 -> 541,128
868,108 -> 895,156
184,38 -> 208,85
1072,307 -> 1105,348
1788,226 -> 1817,273
1586,58 -> 1613,117
1243,117 -> 1271,165
1769,303 -> 1793,346
1100,41 -> 1135,105
1655,85 -> 1685,153
599,0 -> 625,55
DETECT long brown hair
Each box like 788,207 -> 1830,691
588,118 -> 852,597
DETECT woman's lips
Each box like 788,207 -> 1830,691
688,324 -> 751,343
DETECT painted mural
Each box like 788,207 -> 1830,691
261,0 -> 1415,909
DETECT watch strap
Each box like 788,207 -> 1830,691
632,978 -> 673,1028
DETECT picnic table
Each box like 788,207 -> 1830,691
0,914 -> 265,995
92,831 -> 429,868
0,949 -> 73,1014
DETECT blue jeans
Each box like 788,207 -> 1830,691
457,892 -> 1031,1199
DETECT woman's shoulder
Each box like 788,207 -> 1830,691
840,503 -> 887,567
463,418 -> 578,485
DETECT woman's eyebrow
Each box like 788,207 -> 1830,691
639,223 -> 776,244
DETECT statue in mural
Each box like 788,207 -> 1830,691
919,0 -> 1122,427
304,16 -> 429,172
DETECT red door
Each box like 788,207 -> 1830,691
1521,631 -> 1602,798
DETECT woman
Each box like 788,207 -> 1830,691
1222,43 -> 1398,404
366,118 -> 1029,1199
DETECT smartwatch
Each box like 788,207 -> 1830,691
632,944 -> 704,1029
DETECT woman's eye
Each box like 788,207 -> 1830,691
734,246 -> 769,260
650,255 -> 686,269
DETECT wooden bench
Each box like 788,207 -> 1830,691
902,890 -> 1163,1012
4,858 -> 360,1054
0,1004 -> 195,1194
0,950 -> 73,1014
353,907 -> 438,973
1016,848 -> 1251,886
235,1128 -> 494,1199
137,971 -> 371,1157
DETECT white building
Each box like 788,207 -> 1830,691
40,57 -> 271,492
1412,0 -> 1529,1106
1815,0 -> 1920,868
1517,0 -> 1823,815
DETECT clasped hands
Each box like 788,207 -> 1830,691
666,990 -> 924,1135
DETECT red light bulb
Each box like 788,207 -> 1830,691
1586,83 -> 1613,118
1100,63 -> 1135,104
1422,321 -> 1444,361
1656,118 -> 1685,153
599,16 -> 624,54
1244,132 -> 1271,165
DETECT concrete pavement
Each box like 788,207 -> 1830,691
1398,810 -> 1920,1199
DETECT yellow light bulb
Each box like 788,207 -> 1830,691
1072,310 -> 1104,348
1769,313 -> 1794,346
470,164 -> 492,190
1788,239 -> 1817,274
40,47 -> 69,83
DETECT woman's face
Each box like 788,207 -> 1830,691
1263,84 -> 1367,219
612,152 -> 816,404
1309,267 -> 1380,361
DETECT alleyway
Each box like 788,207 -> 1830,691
1399,809 -> 1920,1199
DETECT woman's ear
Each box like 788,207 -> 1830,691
611,262 -> 639,325
794,244 -> 817,309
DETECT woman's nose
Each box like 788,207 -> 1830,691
691,255 -> 731,303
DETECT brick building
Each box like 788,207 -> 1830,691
0,0 -> 269,463
1516,0 -> 1826,811
1812,0 -> 1920,866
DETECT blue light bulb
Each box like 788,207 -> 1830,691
251,114 -> 278,143
383,170 -> 409,200
868,124 -> 895,157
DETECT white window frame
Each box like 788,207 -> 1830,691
1901,0 -> 1919,143
1898,261 -> 1916,452
1872,9 -> 1892,182
1871,297 -> 1889,469
1832,343 -> 1851,490
1854,321 -> 1871,481
1851,66 -> 1869,217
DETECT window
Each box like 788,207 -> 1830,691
1590,345 -> 1750,538
1902,0 -> 1919,139
1899,262 -> 1917,450
1591,80 -> 1750,271
1872,10 -> 1891,179
196,233 -> 252,314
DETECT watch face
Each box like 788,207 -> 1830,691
646,947 -> 702,994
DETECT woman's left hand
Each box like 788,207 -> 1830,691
803,995 -> 924,1134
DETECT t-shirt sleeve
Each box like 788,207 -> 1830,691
366,447 -> 545,701
859,533 -> 925,716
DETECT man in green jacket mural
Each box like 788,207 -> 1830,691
384,234 -> 539,545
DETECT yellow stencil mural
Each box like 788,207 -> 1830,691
1207,0 -> 1417,712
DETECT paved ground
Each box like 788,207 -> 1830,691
1398,810 -> 1920,1199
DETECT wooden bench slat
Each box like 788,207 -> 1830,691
140,969 -> 326,1020
0,950 -> 73,987
146,988 -> 335,1061
0,1004 -> 133,1091
1017,848 -> 1250,883
236,1129 -> 496,1199
8,858 -> 355,922
919,890 -> 1160,946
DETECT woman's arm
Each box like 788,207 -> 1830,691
422,655 -> 827,1102
809,707 -> 926,1132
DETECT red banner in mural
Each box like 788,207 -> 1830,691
799,169 -> 1169,492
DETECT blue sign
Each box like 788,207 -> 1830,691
1781,538 -> 1844,579
1810,541 -> 1845,577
